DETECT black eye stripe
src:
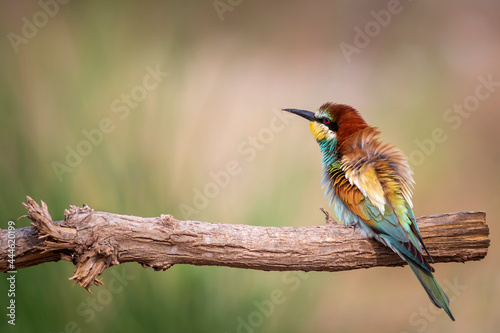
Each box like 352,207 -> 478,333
317,117 -> 338,132
328,122 -> 339,132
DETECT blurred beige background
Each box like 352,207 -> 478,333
0,1 -> 499,332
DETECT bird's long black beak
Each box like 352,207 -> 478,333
282,108 -> 316,121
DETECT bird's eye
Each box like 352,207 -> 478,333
323,118 -> 331,124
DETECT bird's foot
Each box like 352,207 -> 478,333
320,208 -> 337,224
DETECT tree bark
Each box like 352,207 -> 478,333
0,197 -> 489,292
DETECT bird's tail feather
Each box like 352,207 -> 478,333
406,259 -> 455,321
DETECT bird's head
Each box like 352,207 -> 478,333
283,102 -> 369,150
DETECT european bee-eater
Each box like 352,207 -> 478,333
283,102 -> 454,321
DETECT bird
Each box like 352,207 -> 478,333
283,102 -> 454,321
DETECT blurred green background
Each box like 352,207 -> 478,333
1,1 -> 499,332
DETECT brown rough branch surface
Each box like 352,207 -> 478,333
0,197 -> 489,292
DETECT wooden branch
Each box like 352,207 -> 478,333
0,197 -> 489,292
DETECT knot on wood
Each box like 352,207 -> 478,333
64,203 -> 94,220
141,262 -> 174,271
161,214 -> 176,225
